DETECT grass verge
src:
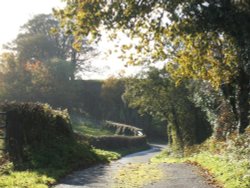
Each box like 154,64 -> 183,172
151,135 -> 250,188
152,151 -> 249,188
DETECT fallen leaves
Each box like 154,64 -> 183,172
112,163 -> 164,188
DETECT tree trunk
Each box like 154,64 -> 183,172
170,105 -> 184,151
221,83 -> 238,122
238,68 -> 250,133
70,49 -> 76,81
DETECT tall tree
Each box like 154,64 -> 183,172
5,14 -> 96,80
124,68 -> 211,151
56,0 -> 250,133
0,52 -> 74,107
0,52 -> 31,101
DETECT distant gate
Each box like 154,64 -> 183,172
0,112 -> 7,152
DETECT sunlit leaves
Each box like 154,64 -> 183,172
166,32 -> 238,88
123,68 -> 171,119
54,0 -> 105,49
56,0 -> 250,133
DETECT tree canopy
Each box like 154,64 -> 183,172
5,14 -> 96,80
56,0 -> 250,133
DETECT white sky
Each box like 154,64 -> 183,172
0,0 -> 65,49
0,0 -> 141,79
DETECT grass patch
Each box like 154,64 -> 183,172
74,124 -> 113,136
0,168 -> 55,188
112,163 -> 164,188
72,118 -> 114,136
0,160 -> 56,188
93,148 -> 121,161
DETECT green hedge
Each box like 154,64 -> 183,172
4,102 -> 72,145
87,135 -> 148,150
0,102 -> 103,169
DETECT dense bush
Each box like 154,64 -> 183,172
3,102 -> 72,144
0,102 -> 105,169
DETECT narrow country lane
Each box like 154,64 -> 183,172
54,145 -> 214,188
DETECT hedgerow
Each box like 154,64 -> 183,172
0,102 -> 119,188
